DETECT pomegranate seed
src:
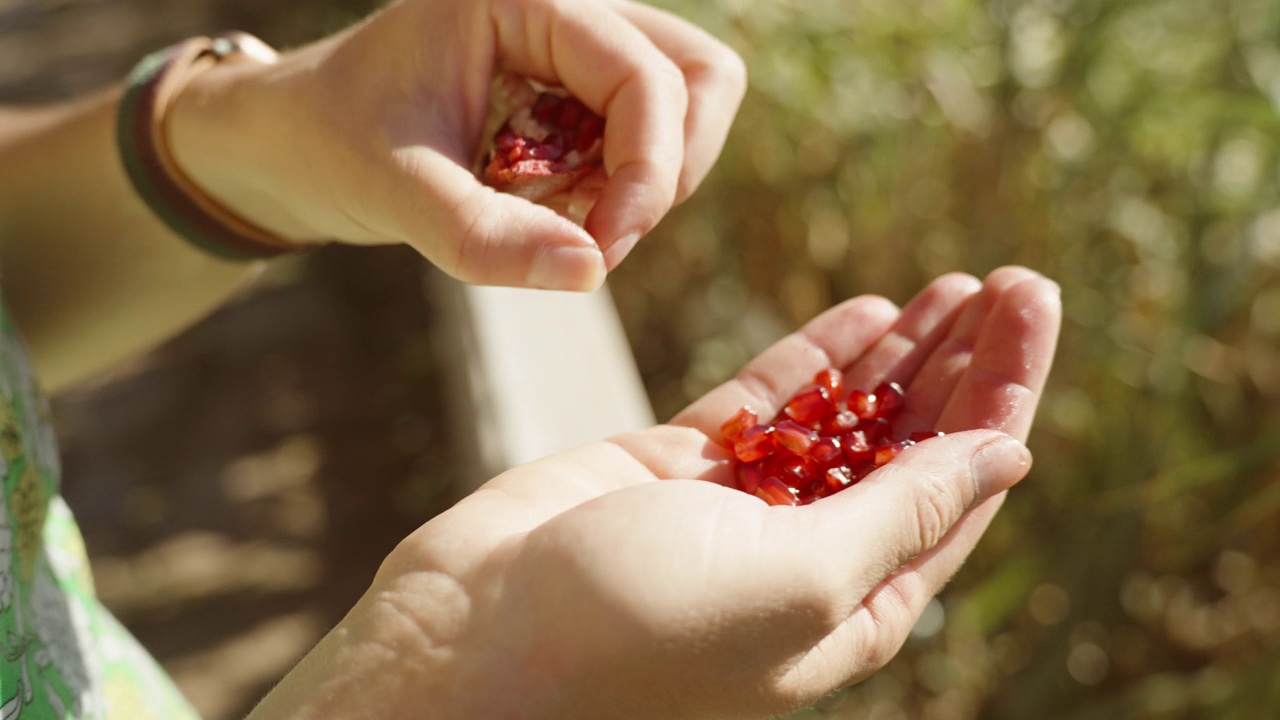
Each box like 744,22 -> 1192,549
718,368 -> 940,506
559,97 -> 586,127
822,410 -> 860,435
874,440 -> 914,467
576,114 -> 605,149
809,436 -> 842,466
525,143 -> 562,161
873,382 -> 906,418
495,128 -> 519,150
784,385 -> 832,425
909,430 -> 945,442
720,407 -> 759,445
756,476 -> 799,506
772,455 -> 816,487
848,389 -> 877,419
506,137 -> 528,163
735,463 -> 764,495
799,478 -> 830,504
531,94 -> 561,123
860,417 -> 893,443
774,420 -> 818,455
849,460 -> 875,483
841,430 -> 873,463
734,424 -> 776,463
825,465 -> 854,492
813,368 -> 845,402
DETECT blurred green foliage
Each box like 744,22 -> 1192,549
608,0 -> 1280,717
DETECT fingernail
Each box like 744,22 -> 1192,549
602,232 -> 642,269
971,437 -> 1032,498
527,244 -> 605,291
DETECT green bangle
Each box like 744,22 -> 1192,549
117,34 -> 306,261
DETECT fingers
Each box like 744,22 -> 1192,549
934,271 -> 1061,440
780,431 -> 1030,602
841,272 -> 982,392
670,293 -> 900,436
490,0 -> 688,259
783,493 -> 1008,693
489,0 -> 745,269
899,266 -> 1054,433
608,0 -> 747,203
401,156 -> 607,291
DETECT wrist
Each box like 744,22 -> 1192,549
165,40 -> 322,244
248,571 -> 474,720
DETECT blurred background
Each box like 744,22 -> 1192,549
5,0 -> 1280,717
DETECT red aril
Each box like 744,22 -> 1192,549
809,436 -> 842,466
756,476 -> 800,507
720,407 -> 758,445
812,368 -> 845,403
774,420 -> 819,455
821,410 -> 860,435
734,425 -> 776,463
481,77 -> 605,204
783,385 -> 832,425
717,369 -> 943,505
872,381 -> 906,418
848,389 -> 877,419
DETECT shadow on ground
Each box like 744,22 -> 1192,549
53,246 -> 460,719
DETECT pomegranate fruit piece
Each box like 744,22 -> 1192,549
480,76 -> 606,203
718,368 -> 943,505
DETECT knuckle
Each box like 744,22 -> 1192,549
708,42 -> 748,97
910,472 -> 961,551
447,197 -> 497,283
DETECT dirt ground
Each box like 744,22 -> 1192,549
53,246 -> 462,718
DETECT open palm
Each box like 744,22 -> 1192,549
281,267 -> 1060,720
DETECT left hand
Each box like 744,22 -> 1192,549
169,0 -> 747,290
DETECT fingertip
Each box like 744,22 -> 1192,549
602,232 -> 642,269
969,433 -> 1032,499
585,160 -> 677,261
526,242 -> 607,291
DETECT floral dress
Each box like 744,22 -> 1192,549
0,305 -> 199,719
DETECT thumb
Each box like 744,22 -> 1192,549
406,162 -> 607,291
785,430 -> 1032,600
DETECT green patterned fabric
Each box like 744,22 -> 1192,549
0,306 -> 199,718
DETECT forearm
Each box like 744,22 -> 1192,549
247,573 -> 471,720
0,88 -> 260,392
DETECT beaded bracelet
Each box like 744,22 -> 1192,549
117,33 -> 306,261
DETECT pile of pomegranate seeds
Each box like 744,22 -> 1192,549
481,91 -> 605,201
719,368 -> 943,506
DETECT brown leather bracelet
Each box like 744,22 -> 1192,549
117,34 -> 308,261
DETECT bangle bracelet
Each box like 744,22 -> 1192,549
117,33 -> 307,261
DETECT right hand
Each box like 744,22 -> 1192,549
170,0 -> 747,291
